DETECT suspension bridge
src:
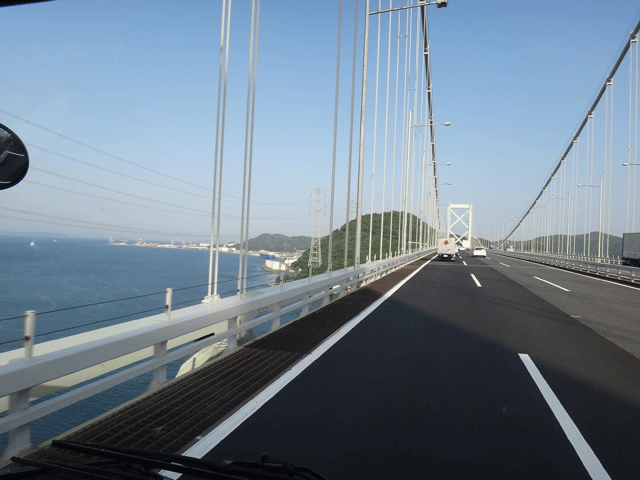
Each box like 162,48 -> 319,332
2,1 -> 640,478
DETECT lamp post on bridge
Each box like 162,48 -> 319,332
413,122 -> 451,128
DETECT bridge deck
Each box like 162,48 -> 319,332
6,257 -> 429,477
5,251 -> 640,479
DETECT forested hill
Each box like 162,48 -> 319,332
292,211 -> 435,279
235,233 -> 311,252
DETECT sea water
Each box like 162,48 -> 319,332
0,235 -> 290,453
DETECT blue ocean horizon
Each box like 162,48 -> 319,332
0,235 -> 290,454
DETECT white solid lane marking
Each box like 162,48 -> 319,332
462,261 -> 467,266
499,262 -> 510,268
534,276 -> 570,292
519,354 -> 611,480
470,274 -> 481,287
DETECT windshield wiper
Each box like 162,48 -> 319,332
2,441 -> 329,480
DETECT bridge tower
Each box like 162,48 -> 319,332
447,203 -> 473,247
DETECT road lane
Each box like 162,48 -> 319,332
184,255 -> 640,479
485,251 -> 640,361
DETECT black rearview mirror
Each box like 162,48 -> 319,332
0,123 -> 29,190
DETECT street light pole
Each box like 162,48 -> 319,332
413,121 -> 451,128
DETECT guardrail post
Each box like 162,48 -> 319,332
1,311 -> 37,461
165,288 -> 172,321
24,310 -> 35,360
227,316 -> 238,350
2,389 -> 32,461
270,302 -> 281,331
300,292 -> 310,317
147,340 -> 168,392
147,290 -> 172,392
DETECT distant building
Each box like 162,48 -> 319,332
265,259 -> 287,271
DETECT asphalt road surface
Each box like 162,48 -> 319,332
180,253 -> 640,480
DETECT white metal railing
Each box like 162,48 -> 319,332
0,249 -> 432,460
495,250 -> 640,283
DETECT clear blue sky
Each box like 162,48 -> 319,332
1,0 -> 639,242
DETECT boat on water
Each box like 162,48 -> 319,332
29,241 -> 35,246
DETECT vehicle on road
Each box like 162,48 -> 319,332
472,246 -> 487,257
437,237 -> 457,261
506,245 -> 514,253
462,239 -> 471,251
622,233 -> 640,267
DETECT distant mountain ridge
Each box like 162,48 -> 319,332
481,232 -> 624,257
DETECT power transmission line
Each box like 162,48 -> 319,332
0,108 -> 211,191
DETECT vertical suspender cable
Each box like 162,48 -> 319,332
214,1 -> 233,290
627,36 -> 634,233
399,8 -> 406,253
243,0 -> 260,294
583,116 -> 590,255
603,87 -> 607,257
606,81 -> 613,257
379,0 -> 392,260
355,0 -> 371,268
418,72 -> 426,249
398,6 -> 410,254
573,140 -> 579,255
344,0 -> 359,270
368,0 -> 382,263
633,34 -> 639,232
328,0 -> 343,273
403,110 -> 412,254
408,6 -> 420,250
237,0 -> 257,297
550,178 -> 555,252
560,161 -> 565,253
571,138 -> 580,255
592,115 -> 596,256
389,7 -> 402,257
206,0 -> 228,301
419,63 -> 428,249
